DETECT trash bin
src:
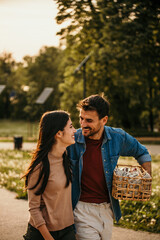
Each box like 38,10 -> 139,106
14,136 -> 23,150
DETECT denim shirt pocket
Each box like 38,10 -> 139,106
110,155 -> 119,171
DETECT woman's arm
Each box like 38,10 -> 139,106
38,224 -> 55,240
28,164 -> 46,228
28,166 -> 55,240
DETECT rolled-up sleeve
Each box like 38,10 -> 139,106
28,165 -> 46,228
120,131 -> 151,165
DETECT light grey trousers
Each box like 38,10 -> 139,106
74,201 -> 113,240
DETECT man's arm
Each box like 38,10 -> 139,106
141,161 -> 152,176
120,131 -> 152,172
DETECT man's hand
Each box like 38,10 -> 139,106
141,162 -> 152,176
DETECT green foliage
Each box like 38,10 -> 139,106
23,46 -> 63,120
0,1 -> 160,131
118,196 -> 160,233
0,150 -> 31,199
0,53 -> 16,119
124,128 -> 160,138
55,0 -> 160,131
0,47 -> 64,121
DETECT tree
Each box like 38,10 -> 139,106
23,46 -> 63,121
0,53 -> 16,118
54,0 -> 160,131
0,46 -> 64,121
99,0 -> 160,131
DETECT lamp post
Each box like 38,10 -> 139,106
74,52 -> 92,98
83,63 -> 86,99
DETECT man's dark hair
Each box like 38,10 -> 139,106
77,94 -> 110,119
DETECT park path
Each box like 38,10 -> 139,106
0,142 -> 160,154
0,188 -> 160,240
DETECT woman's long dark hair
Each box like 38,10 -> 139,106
22,110 -> 72,195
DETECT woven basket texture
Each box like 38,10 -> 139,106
112,165 -> 152,201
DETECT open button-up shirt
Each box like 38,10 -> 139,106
67,126 -> 151,222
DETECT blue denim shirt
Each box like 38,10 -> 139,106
67,126 -> 151,223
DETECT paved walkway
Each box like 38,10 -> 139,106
0,142 -> 36,151
0,142 -> 160,154
0,188 -> 160,240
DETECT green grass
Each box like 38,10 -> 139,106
0,119 -> 38,141
116,156 -> 160,233
118,196 -> 160,233
0,150 -> 160,233
0,149 -> 30,199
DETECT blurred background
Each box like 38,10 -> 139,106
0,1 -> 160,237
0,0 -> 160,140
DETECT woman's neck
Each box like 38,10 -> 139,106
49,143 -> 66,159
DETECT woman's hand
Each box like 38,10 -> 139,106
38,224 -> 55,240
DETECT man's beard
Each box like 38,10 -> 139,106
82,127 -> 101,137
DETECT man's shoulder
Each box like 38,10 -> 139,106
104,126 -> 126,136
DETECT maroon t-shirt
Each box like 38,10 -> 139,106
79,136 -> 110,203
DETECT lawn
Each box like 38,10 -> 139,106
0,149 -> 159,233
117,156 -> 160,233
0,119 -> 38,141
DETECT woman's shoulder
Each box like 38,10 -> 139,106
28,162 -> 42,186
30,162 -> 42,177
33,162 -> 43,172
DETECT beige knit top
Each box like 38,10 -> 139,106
28,152 -> 74,231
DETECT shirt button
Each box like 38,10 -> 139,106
106,171 -> 108,173
104,159 -> 106,162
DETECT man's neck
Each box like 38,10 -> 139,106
88,130 -> 104,140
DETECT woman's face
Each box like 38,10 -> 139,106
61,118 -> 76,146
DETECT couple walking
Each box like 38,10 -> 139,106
23,94 -> 151,240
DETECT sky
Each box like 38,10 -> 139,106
0,0 -> 62,61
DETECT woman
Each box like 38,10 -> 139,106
23,110 -> 76,240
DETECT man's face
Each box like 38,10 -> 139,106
79,109 -> 108,140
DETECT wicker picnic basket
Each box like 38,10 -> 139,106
112,164 -> 152,201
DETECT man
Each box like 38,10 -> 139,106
67,94 -> 151,240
